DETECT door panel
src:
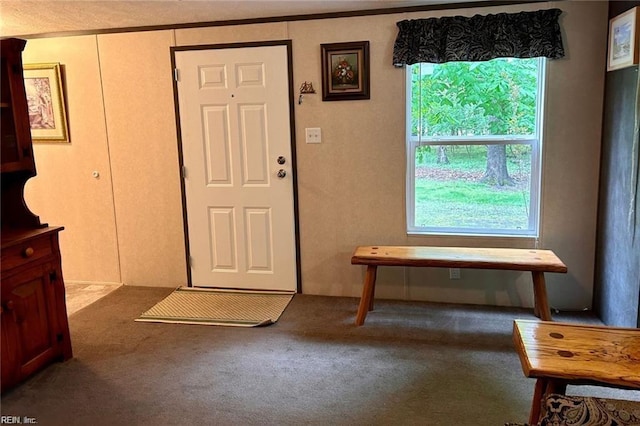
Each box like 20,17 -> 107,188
203,106 -> 232,185
239,104 -> 269,184
245,207 -> 273,272
209,207 -> 237,271
175,44 -> 296,292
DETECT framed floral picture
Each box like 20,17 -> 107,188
321,41 -> 370,101
23,63 -> 69,143
607,7 -> 640,71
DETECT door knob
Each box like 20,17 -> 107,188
277,169 -> 286,178
277,156 -> 286,165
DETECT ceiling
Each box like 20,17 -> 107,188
0,0 -> 480,38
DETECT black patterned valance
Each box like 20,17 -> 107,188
393,8 -> 565,66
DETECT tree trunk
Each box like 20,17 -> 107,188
481,145 -> 514,186
437,146 -> 449,164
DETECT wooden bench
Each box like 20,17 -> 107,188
512,320 -> 640,424
350,246 -> 568,326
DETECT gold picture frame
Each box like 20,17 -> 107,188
607,7 -> 640,71
23,63 -> 69,143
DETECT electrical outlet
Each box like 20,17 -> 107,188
449,268 -> 461,280
305,127 -> 321,144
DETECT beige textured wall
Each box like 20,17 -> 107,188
290,1 -> 608,310
23,35 -> 121,285
23,1 -> 608,310
289,14 -> 408,299
175,22 -> 287,46
540,1 -> 608,310
97,30 -> 187,287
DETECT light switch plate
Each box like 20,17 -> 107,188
305,127 -> 321,144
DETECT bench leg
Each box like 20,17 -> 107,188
355,265 -> 377,326
529,378 -> 547,425
532,271 -> 552,321
529,378 -> 567,425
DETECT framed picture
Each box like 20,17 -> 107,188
321,41 -> 370,101
607,7 -> 640,71
23,63 -> 69,143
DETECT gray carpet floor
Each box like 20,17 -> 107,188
1,286 -> 638,426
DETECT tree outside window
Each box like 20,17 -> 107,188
407,58 -> 544,236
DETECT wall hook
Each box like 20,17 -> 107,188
298,81 -> 316,104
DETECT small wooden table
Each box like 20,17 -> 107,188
512,319 -> 640,424
351,246 -> 567,325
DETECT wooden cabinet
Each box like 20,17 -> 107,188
1,38 -> 41,230
1,228 -> 72,392
1,38 -> 72,393
1,38 -> 35,175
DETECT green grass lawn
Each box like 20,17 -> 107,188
414,145 -> 532,231
415,179 -> 530,229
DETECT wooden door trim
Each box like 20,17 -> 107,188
170,40 -> 301,293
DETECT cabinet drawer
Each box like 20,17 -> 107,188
1,235 -> 53,272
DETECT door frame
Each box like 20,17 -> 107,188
170,40 -> 301,293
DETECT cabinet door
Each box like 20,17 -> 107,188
1,302 -> 21,390
1,263 -> 59,382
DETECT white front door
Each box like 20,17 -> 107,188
175,43 -> 297,292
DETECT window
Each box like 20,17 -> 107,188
406,58 -> 545,236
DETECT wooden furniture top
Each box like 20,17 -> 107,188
351,246 -> 567,273
1,226 -> 63,248
513,319 -> 640,389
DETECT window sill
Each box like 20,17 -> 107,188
406,232 -> 539,249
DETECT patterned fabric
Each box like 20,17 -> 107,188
392,8 -> 564,66
539,394 -> 640,426
505,395 -> 640,426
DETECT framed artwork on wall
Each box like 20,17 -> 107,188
23,63 -> 69,143
607,7 -> 640,71
320,41 -> 370,101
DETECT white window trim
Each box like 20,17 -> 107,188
405,58 -> 546,237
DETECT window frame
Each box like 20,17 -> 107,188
405,58 -> 547,237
